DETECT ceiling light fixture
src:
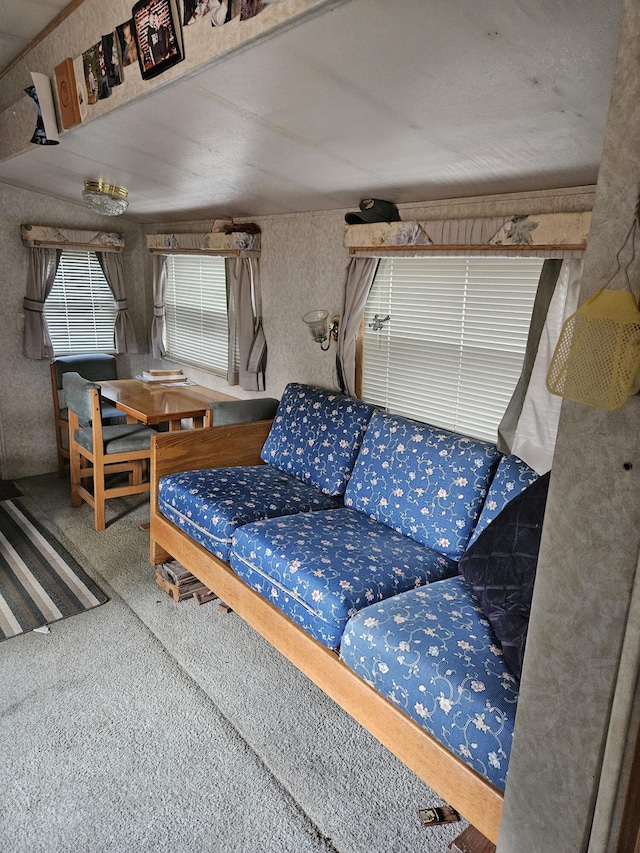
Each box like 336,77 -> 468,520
82,180 -> 129,216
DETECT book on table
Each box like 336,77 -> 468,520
138,369 -> 185,382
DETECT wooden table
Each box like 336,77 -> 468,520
99,379 -> 237,431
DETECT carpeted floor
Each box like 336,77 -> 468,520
0,474 -> 468,852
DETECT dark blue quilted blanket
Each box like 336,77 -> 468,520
458,471 -> 551,680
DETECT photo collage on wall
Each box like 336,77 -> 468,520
51,0 -> 285,131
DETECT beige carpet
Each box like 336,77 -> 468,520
0,473 -> 468,852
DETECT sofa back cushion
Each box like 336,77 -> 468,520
260,383 -> 375,496
344,411 -> 501,558
466,453 -> 540,550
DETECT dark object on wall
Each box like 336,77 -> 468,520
458,471 -> 551,681
345,198 -> 400,224
25,76 -> 59,145
132,0 -> 184,80
223,222 -> 261,233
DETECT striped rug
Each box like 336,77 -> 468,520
0,500 -> 108,641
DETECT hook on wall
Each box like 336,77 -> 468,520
369,314 -> 390,331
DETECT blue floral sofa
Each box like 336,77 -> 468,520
149,382 -> 539,843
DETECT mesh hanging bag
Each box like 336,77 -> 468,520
546,288 -> 640,410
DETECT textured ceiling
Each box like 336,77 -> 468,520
0,0 -> 72,71
0,0 -> 623,222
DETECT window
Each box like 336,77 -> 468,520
44,249 -> 117,354
362,256 -> 544,442
164,254 -> 228,373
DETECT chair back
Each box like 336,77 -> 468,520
62,371 -> 153,530
51,353 -> 118,391
207,398 -> 280,426
63,372 -> 102,424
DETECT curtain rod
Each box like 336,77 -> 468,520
350,244 -> 585,256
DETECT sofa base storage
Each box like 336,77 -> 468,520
155,560 -> 214,603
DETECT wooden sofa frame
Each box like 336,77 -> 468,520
149,421 -> 504,845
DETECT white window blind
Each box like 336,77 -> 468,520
362,256 -> 544,442
165,254 -> 228,373
44,249 -> 117,354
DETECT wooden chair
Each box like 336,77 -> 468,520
50,353 -> 125,478
63,372 -> 156,530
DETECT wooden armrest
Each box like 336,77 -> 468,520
151,419 -> 273,483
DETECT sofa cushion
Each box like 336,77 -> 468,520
260,383 -> 374,496
340,575 -> 519,791
458,472 -> 550,680
344,411 -> 501,559
230,508 -> 459,649
466,454 -> 539,550
158,466 -> 342,563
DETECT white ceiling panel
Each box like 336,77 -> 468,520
0,0 -> 71,68
0,0 -> 623,221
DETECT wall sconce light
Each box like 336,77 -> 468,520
302,310 -> 340,351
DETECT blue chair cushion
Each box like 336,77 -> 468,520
230,507 -> 459,649
60,404 -> 126,425
340,576 -> 519,791
466,454 -> 539,550
73,423 -> 155,454
52,353 -> 118,387
158,466 -> 342,563
343,411 -> 501,559
260,383 -> 374,496
208,398 -> 280,425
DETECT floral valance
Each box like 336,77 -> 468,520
146,231 -> 260,256
344,211 -> 591,258
21,225 -> 124,251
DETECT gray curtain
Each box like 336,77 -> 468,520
150,254 -> 167,359
497,259 -> 562,455
227,257 -> 266,391
23,246 -> 60,359
336,257 -> 380,397
97,251 -> 138,353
